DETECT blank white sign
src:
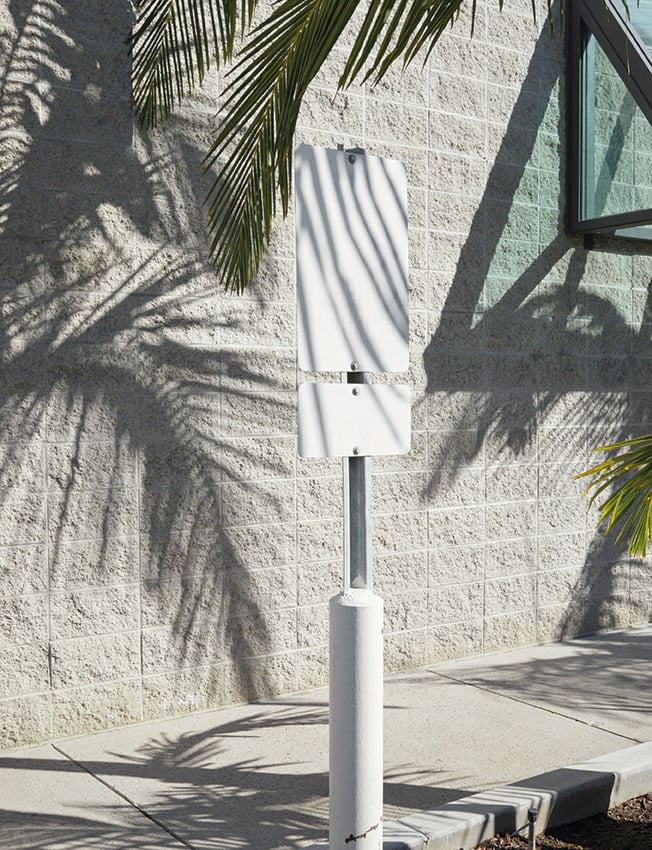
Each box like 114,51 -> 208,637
295,144 -> 409,373
298,383 -> 411,458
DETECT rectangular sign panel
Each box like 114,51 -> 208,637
298,383 -> 411,458
295,145 -> 409,373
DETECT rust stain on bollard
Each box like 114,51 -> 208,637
344,818 -> 382,843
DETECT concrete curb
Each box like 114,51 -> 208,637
383,740 -> 652,850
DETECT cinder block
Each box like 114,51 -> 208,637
226,522 -> 296,570
430,545 -> 484,587
0,595 -> 47,645
485,574 -> 536,616
0,693 -> 51,749
48,488 -> 137,542
430,113 -> 486,157
487,84 -> 541,130
368,58 -> 429,107
222,435 -> 295,482
428,506 -> 484,549
298,89 -> 364,135
486,464 -> 537,503
227,609 -> 298,657
220,301 -> 294,348
52,679 -> 141,738
384,628 -> 429,673
297,476 -> 342,521
372,472 -> 430,515
298,519 -> 343,564
428,466 -> 485,509
365,99 -> 428,146
537,602 -> 582,642
430,71 -> 486,115
142,663 -> 227,720
224,565 -> 298,614
222,479 -> 295,527
0,643 -> 49,698
297,560 -> 341,606
50,632 -> 141,688
0,544 -> 46,597
484,609 -> 536,652
537,497 -> 587,536
485,538 -> 536,579
429,581 -> 484,625
47,441 -> 136,491
384,592 -> 429,633
485,501 -> 536,542
295,646 -> 329,690
429,151 -> 486,196
0,492 -> 46,546
141,626 -> 224,675
429,193 -> 482,237
375,550 -> 428,594
222,652 -> 298,703
50,537 -> 139,590
374,511 -> 428,554
429,618 -> 484,662
297,604 -> 329,648
221,390 -> 296,437
484,43 -> 534,90
50,585 -> 140,640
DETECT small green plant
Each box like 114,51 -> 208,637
576,433 -> 652,557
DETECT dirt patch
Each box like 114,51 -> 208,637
473,793 -> 652,850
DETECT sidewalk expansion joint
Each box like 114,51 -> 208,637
51,744 -> 197,850
429,670 -> 643,745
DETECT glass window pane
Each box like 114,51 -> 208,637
580,32 -> 652,221
628,0 -> 652,55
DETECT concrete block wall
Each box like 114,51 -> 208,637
1,0 -> 650,748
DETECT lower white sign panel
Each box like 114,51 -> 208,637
298,384 -> 411,458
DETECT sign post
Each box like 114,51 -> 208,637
295,144 -> 410,850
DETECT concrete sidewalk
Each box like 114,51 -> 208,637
1,625 -> 651,849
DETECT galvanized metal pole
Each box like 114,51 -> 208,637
344,370 -> 372,590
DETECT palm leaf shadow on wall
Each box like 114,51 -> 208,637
0,0 -> 300,723
423,16 -> 652,639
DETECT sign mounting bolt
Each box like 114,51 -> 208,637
348,154 -> 356,164
350,361 -> 358,371
352,388 -> 359,396
352,446 -> 360,455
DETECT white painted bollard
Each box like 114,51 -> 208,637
329,589 -> 384,850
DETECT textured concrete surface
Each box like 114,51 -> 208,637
2,0 -> 652,750
0,626 -> 650,849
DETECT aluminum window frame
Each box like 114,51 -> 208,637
568,0 -> 652,238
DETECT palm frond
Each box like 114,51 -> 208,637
576,433 -> 652,557
339,0 -> 469,88
129,0 -> 258,128
202,0 -> 362,293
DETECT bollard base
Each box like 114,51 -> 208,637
329,589 -> 384,850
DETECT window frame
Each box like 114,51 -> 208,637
567,0 -> 652,238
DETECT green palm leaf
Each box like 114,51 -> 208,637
202,0 -> 362,292
339,0 -> 467,88
129,0 -> 258,128
130,0 -> 487,291
576,433 -> 652,557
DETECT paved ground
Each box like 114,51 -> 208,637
1,625 -> 650,849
